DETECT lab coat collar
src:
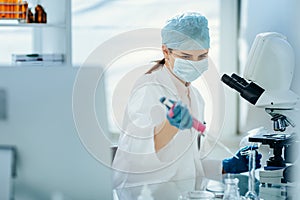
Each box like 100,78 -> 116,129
163,66 -> 191,102
149,66 -> 178,96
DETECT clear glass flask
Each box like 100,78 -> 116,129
223,177 -> 240,200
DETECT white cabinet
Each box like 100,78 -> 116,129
0,0 -> 72,66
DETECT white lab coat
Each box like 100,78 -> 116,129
112,66 -> 222,192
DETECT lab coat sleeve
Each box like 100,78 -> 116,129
112,74 -> 179,187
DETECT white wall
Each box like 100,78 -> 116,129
0,67 -> 112,200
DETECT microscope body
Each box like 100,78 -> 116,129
221,32 -> 299,200
248,126 -> 297,200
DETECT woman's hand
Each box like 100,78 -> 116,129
166,100 -> 193,130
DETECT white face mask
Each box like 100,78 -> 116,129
172,57 -> 208,82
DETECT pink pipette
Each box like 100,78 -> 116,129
160,97 -> 206,134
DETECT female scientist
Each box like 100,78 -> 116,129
112,12 -> 261,190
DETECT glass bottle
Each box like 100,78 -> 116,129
223,177 -> 240,200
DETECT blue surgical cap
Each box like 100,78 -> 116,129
161,12 -> 210,50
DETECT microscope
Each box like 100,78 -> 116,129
221,32 -> 300,200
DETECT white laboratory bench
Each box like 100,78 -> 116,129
112,175 -> 257,200
112,178 -> 216,200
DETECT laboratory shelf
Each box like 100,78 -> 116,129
0,1 -> 72,66
0,23 -> 65,28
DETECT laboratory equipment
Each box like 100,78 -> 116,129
34,4 -> 47,23
223,145 -> 261,174
160,97 -> 206,133
206,179 -> 225,198
0,0 -> 28,22
12,53 -> 64,66
243,148 -> 259,200
221,32 -> 299,200
222,177 -> 240,200
160,96 -> 240,159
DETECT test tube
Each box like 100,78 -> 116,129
244,148 -> 259,200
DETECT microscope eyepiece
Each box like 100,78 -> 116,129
231,73 -> 249,87
221,73 -> 265,105
221,74 -> 244,93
